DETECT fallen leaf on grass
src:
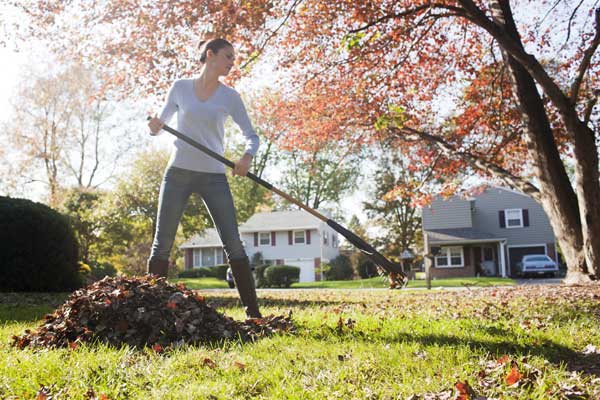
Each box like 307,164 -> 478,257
505,366 -> 522,386
152,344 -> 163,353
454,380 -> 483,400
582,344 -> 599,354
496,355 -> 509,365
203,357 -> 217,369
233,361 -> 246,371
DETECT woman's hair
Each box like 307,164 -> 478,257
198,38 -> 233,63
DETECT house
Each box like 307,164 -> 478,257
421,186 -> 558,278
179,210 -> 340,282
180,228 -> 227,269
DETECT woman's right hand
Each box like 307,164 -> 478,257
148,116 -> 164,136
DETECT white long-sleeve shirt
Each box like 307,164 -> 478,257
158,78 -> 260,173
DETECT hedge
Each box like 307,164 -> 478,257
0,196 -> 81,291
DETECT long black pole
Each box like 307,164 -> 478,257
149,118 -> 408,287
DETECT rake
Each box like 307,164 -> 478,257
149,118 -> 409,288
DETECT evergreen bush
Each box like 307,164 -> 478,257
254,264 -> 269,288
264,265 -> 300,288
0,196 -> 81,291
323,254 -> 354,280
178,267 -> 215,278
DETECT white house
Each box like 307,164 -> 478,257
179,210 -> 341,282
180,228 -> 226,269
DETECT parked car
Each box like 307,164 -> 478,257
226,267 -> 235,288
516,254 -> 558,277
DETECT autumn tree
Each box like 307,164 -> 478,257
95,148 -> 213,274
363,148 -> 438,259
15,0 -> 600,282
274,144 -> 361,211
4,63 -> 141,206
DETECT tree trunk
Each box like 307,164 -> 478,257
490,0 -> 593,282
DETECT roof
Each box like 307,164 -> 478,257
179,228 -> 223,249
238,210 -> 323,232
425,228 -> 505,245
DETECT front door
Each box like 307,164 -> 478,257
481,245 -> 496,276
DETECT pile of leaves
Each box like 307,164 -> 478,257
12,275 -> 295,349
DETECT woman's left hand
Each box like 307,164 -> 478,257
233,153 -> 253,176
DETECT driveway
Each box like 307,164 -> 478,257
515,277 -> 563,286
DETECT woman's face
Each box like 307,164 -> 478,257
208,45 -> 235,76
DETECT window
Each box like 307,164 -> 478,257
434,246 -> 464,268
259,232 -> 271,246
332,234 -> 338,248
294,230 -> 306,244
202,250 -> 213,266
193,249 -> 201,267
323,230 -> 329,245
505,208 -> 523,228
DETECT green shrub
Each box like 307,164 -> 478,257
323,254 -> 354,280
178,267 -> 215,278
250,252 -> 263,266
208,264 -> 229,280
254,264 -> 269,288
355,253 -> 379,279
264,265 -> 300,288
89,260 -> 117,280
0,196 -> 82,292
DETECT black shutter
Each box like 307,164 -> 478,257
523,209 -> 529,227
499,210 -> 506,228
254,232 -> 258,246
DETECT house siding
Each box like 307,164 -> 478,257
242,229 -> 321,262
471,188 -> 555,245
422,187 -> 557,278
422,196 -> 473,229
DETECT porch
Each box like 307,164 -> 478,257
425,228 -> 507,279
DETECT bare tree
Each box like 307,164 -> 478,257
5,63 -> 140,206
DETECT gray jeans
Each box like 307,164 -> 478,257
149,166 -> 246,263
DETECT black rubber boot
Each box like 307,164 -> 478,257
147,258 -> 169,278
229,257 -> 262,318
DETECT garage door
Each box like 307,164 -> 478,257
508,246 -> 546,277
284,259 -> 315,283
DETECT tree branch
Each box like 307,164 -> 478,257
391,125 -> 541,201
239,0 -> 303,71
571,8 -> 600,103
456,0 -> 585,132
584,90 -> 600,125
348,3 -> 466,34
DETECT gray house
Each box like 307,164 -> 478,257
422,186 -> 557,278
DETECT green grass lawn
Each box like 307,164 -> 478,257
1,284 -> 599,399
171,276 -> 516,290
292,276 -> 516,289
171,277 -> 230,290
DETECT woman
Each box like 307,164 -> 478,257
147,38 -> 261,318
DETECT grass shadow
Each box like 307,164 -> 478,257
331,328 -> 600,377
